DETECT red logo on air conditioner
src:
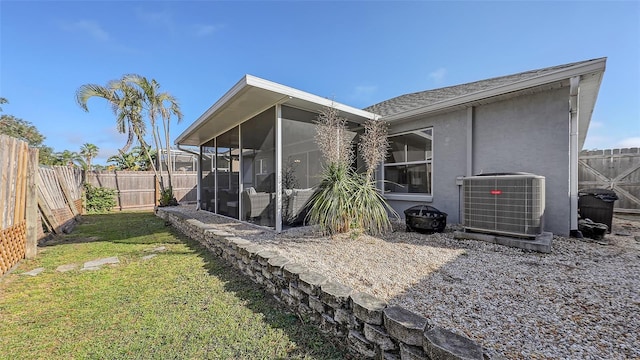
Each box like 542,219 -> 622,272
490,190 -> 502,195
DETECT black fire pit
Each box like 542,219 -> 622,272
404,205 -> 447,233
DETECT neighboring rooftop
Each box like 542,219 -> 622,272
365,58 -> 606,118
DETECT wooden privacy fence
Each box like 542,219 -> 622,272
37,166 -> 83,234
86,171 -> 197,210
579,148 -> 640,213
0,135 -> 38,276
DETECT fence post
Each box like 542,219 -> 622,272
155,174 -> 160,207
25,148 -> 39,259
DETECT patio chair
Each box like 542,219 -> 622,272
242,187 -> 273,219
284,188 -> 314,224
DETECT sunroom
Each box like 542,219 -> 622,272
176,75 -> 378,232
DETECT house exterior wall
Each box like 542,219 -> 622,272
385,86 -> 572,236
386,109 -> 468,225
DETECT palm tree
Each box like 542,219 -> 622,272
124,74 -> 183,195
55,150 -> 83,167
76,75 -> 181,202
76,78 -> 145,156
80,143 -> 99,171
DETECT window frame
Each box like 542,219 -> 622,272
383,127 -> 434,201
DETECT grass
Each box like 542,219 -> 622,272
0,212 -> 348,359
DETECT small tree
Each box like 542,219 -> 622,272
80,143 -> 99,171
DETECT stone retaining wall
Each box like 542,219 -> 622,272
157,209 -> 485,360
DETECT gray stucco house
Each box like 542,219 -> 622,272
176,58 -> 606,236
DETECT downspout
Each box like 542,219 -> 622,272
459,106 -> 474,224
466,106 -> 474,177
177,144 -> 201,210
569,76 -> 580,235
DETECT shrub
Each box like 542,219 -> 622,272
159,187 -> 178,207
307,162 -> 358,235
84,183 -> 116,213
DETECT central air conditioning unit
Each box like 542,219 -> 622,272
463,173 -> 545,238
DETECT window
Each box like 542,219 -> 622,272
384,128 -> 432,195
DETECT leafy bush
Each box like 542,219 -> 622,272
84,183 -> 116,213
159,187 -> 178,207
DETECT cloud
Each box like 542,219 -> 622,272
95,146 -> 120,163
618,137 -> 640,148
136,8 -> 175,34
428,68 -> 447,83
63,132 -> 88,147
192,24 -> 222,37
349,85 -> 378,103
589,121 -> 604,129
61,20 -> 110,41
582,134 -> 613,151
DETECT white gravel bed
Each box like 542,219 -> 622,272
170,206 -> 640,359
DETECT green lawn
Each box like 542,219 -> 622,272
0,212 -> 348,359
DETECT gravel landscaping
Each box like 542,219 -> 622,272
169,206 -> 640,359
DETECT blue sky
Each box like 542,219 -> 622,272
1,1 -> 639,165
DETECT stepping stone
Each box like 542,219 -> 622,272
21,267 -> 45,276
83,256 -> 119,269
80,266 -> 101,271
141,254 -> 157,260
56,264 -> 78,272
148,246 -> 166,253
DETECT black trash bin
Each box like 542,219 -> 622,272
578,188 -> 618,233
404,205 -> 447,233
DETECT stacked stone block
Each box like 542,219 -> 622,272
157,209 -> 486,360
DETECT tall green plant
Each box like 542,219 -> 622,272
307,106 -> 355,234
307,106 -> 396,236
306,162 -> 357,234
352,118 -> 398,235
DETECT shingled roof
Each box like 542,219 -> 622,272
364,58 -> 603,117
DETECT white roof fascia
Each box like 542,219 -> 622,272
245,75 -> 380,120
175,76 -> 251,145
175,75 -> 380,145
383,58 -> 607,122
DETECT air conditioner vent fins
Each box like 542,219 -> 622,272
463,174 -> 545,237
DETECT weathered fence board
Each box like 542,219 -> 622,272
37,166 -> 82,234
579,148 -> 640,213
0,135 -> 37,275
86,171 -> 197,211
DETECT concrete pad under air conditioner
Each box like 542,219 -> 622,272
453,231 -> 553,253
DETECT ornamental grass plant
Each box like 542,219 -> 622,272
307,105 -> 397,236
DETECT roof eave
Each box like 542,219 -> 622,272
175,75 -> 251,146
382,58 -> 607,122
175,75 -> 380,146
